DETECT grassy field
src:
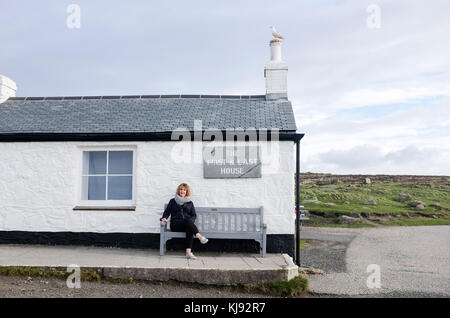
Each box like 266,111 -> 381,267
299,182 -> 450,227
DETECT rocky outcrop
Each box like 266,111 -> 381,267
364,199 -> 377,205
408,200 -> 426,209
316,177 -> 339,186
340,215 -> 361,224
302,197 -> 320,204
397,193 -> 413,202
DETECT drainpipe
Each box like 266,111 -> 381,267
295,138 -> 301,266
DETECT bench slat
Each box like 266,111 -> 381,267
196,207 -> 261,214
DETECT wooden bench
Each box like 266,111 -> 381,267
160,206 -> 267,257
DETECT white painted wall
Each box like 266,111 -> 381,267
0,140 -> 295,234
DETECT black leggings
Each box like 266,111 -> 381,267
170,219 -> 200,249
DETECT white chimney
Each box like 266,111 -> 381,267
264,39 -> 288,100
0,75 -> 17,103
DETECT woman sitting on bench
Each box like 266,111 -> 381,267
160,183 -> 208,259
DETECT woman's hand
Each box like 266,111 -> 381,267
161,218 -> 168,223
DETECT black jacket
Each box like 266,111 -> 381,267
160,198 -> 197,223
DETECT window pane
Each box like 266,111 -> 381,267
86,151 -> 107,175
87,176 -> 106,200
108,176 -> 132,200
108,151 -> 133,174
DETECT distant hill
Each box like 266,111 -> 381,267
299,173 -> 450,186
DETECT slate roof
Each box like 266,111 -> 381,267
0,95 -> 297,134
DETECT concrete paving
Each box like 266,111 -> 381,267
301,226 -> 450,297
0,244 -> 299,285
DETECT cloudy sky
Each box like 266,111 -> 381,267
1,0 -> 449,176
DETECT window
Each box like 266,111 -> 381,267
77,148 -> 136,209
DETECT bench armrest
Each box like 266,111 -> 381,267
160,221 -> 168,231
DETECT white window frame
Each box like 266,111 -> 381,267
75,145 -> 137,210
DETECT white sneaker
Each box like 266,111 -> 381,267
186,252 -> 197,259
200,236 -> 208,244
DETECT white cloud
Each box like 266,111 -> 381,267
299,96 -> 450,175
333,86 -> 450,110
288,0 -> 450,125
299,102 -> 449,144
305,144 -> 449,175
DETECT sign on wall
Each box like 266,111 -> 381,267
203,144 -> 261,178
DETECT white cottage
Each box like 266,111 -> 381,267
0,39 -> 304,256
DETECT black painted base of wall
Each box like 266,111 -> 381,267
0,231 -> 294,258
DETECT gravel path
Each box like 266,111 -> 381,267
300,240 -> 348,273
0,276 -> 273,298
302,226 -> 450,297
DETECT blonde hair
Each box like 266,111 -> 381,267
176,183 -> 191,196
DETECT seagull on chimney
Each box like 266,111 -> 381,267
270,26 -> 284,39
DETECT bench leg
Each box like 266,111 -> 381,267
261,228 -> 267,258
262,238 -> 266,258
160,232 -> 165,256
